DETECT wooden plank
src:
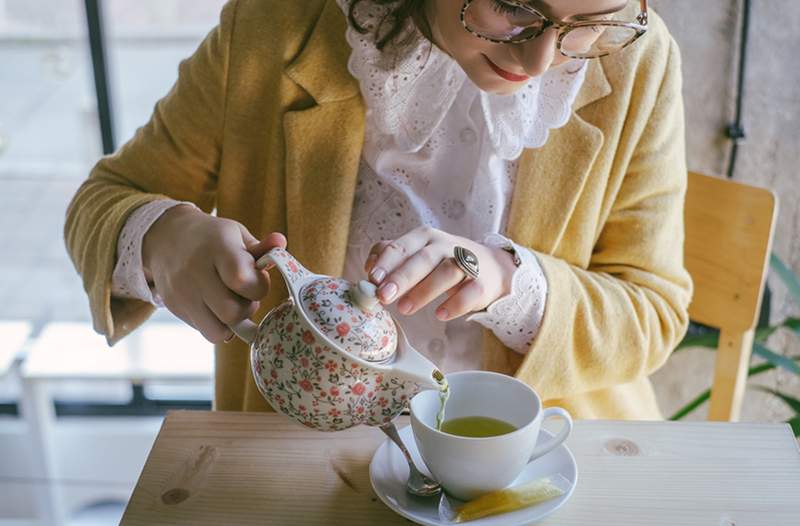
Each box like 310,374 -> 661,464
684,172 -> 777,331
708,328 -> 755,421
121,411 -> 800,526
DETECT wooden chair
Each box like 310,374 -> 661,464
683,172 -> 778,421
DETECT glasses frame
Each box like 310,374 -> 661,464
460,0 -> 649,59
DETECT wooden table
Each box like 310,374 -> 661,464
121,411 -> 800,526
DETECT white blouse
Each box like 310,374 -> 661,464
110,0 -> 587,373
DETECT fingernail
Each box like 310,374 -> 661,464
224,331 -> 235,343
364,254 -> 377,273
371,267 -> 386,284
379,281 -> 398,302
436,307 -> 448,320
397,298 -> 413,315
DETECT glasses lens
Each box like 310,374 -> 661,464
560,24 -> 639,58
464,0 -> 546,42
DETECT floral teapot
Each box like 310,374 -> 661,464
229,247 -> 445,431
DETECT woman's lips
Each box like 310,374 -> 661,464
484,55 -> 530,82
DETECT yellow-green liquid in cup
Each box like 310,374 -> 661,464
440,416 -> 517,438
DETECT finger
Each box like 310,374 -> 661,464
215,248 -> 271,301
190,299 -> 236,344
379,244 -> 448,305
396,258 -> 465,315
365,241 -> 390,274
236,222 -> 259,247
435,278 -> 487,321
369,226 -> 439,286
161,294 -> 199,333
202,270 -> 261,327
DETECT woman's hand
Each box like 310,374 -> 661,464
364,227 -> 518,321
142,204 -> 286,343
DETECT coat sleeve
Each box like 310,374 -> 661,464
64,0 -> 239,345
515,35 -> 693,399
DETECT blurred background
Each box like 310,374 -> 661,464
0,0 -> 798,524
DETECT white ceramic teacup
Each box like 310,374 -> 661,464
409,370 -> 572,501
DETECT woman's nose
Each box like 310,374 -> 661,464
510,28 -> 558,77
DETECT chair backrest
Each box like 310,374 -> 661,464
683,172 -> 777,421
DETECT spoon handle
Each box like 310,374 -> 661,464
379,422 -> 416,465
379,422 -> 442,497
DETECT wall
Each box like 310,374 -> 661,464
648,0 -> 800,422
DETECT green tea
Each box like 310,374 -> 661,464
440,416 -> 517,438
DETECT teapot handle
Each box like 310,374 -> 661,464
230,319 -> 259,344
255,247 -> 312,299
229,247 -> 312,345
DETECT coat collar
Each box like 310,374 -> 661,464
285,0 -> 361,104
283,0 -> 614,274
505,59 -> 612,254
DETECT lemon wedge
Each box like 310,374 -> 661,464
453,478 -> 565,523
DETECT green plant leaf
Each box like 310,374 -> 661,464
752,342 -> 800,375
669,390 -> 711,420
668,357 -> 800,421
787,416 -> 800,437
676,332 -> 719,350
669,363 -> 771,420
770,253 -> 800,307
676,317 -> 796,352
754,324 -> 780,343
784,318 -> 800,337
755,387 -> 800,414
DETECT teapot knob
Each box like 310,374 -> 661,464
351,280 -> 380,312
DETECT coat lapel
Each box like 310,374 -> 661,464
505,60 -> 612,254
283,0 -> 365,277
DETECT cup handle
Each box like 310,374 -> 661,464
529,407 -> 573,461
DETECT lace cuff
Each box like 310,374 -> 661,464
111,199 -> 197,306
466,233 -> 548,354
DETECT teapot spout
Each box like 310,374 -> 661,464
385,324 -> 444,390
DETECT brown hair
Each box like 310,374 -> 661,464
347,0 -> 428,51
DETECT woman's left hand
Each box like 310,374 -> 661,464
364,227 -> 518,321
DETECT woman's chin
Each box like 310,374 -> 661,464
471,74 -> 528,96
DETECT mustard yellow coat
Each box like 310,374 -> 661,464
65,0 -> 692,419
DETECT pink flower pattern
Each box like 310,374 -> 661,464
250,301 -> 421,431
299,277 -> 396,362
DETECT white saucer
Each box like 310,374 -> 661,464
369,425 -> 578,526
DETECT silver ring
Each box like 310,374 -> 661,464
453,246 -> 480,280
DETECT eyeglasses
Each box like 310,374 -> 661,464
460,0 -> 648,59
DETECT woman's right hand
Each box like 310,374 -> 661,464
142,204 -> 287,343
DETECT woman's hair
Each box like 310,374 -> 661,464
348,0 -> 428,51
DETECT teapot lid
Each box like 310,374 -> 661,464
298,277 -> 397,362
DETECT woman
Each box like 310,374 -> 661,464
65,0 -> 691,419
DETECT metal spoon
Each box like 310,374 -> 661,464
379,421 -> 442,497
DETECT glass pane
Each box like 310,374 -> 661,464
0,0 -> 100,333
0,0 -> 100,174
104,0 -> 227,144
